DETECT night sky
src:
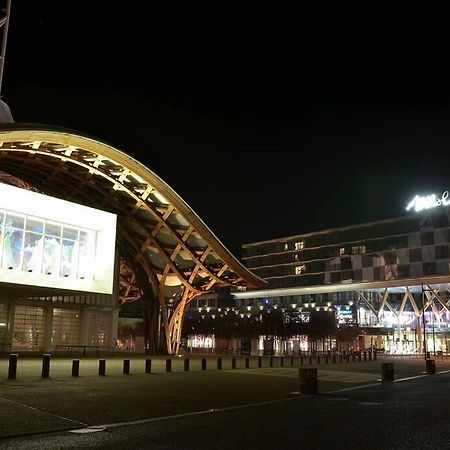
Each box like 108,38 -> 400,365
3,3 -> 450,257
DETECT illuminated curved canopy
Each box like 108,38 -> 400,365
0,124 -> 266,353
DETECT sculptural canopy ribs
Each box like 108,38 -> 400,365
0,125 -> 266,354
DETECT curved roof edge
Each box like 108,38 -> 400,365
0,123 -> 266,289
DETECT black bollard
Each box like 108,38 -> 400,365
325,355 -> 329,364
381,362 -> 394,382
346,354 -> 350,363
317,355 -> 321,364
184,358 -> 190,371
332,354 -> 336,364
369,350 -> 372,361
72,359 -> 80,377
99,359 -> 106,376
8,354 -> 18,380
299,368 -> 318,394
280,357 -> 284,367
352,353 -> 356,362
123,359 -> 130,375
339,354 -> 343,363
269,356 -> 274,367
217,358 -> 222,370
245,357 -> 250,369
41,354 -> 51,378
309,355 -> 313,365
358,352 -> 362,362
290,355 -> 294,367
257,356 -> 262,368
363,351 -> 367,361
300,356 -> 304,366
232,357 -> 236,369
426,359 -> 436,375
374,350 -> 377,360
166,358 -> 172,373
145,358 -> 152,374
201,358 -> 207,371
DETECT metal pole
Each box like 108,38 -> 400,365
422,284 -> 427,360
0,0 -> 12,97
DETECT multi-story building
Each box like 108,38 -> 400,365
185,193 -> 450,356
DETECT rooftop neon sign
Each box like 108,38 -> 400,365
406,191 -> 450,212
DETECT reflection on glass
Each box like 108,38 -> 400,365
61,239 -> 77,277
23,232 -> 44,272
2,228 -> 23,269
78,241 -> 87,279
63,227 -> 78,240
26,218 -> 44,233
5,214 -> 24,229
45,222 -> 61,237
43,236 -> 61,274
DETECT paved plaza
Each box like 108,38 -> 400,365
0,355 -> 449,448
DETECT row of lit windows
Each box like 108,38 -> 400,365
0,209 -> 96,280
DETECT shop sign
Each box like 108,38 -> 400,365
406,191 -> 450,213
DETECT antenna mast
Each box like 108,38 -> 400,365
0,0 -> 11,97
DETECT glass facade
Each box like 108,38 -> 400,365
0,208 -> 96,280
12,305 -> 45,351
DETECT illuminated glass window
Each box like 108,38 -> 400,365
339,247 -> 345,256
295,241 -> 304,250
0,208 -> 96,280
295,265 -> 306,275
284,243 -> 289,251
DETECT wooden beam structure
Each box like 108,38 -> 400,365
0,125 -> 266,354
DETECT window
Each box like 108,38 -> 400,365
0,209 -> 95,280
339,247 -> 345,256
421,231 -> 434,246
435,244 -> 450,260
352,245 -> 366,255
295,265 -> 306,275
409,248 -> 422,262
284,243 -> 289,251
295,241 -> 304,250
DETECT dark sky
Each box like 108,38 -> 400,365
3,3 -> 450,257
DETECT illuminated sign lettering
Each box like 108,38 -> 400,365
406,191 -> 450,212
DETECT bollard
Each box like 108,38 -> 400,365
426,359 -> 436,375
232,357 -> 236,369
145,358 -> 152,374
290,355 -> 294,367
363,351 -> 367,361
346,354 -> 350,363
300,356 -> 304,366
358,352 -> 362,362
280,357 -> 284,367
352,353 -> 356,362
245,357 -> 250,369
217,357 -> 222,370
72,359 -> 80,377
381,362 -> 394,382
299,368 -> 318,394
41,354 -> 51,378
166,358 -> 172,373
332,354 -> 336,364
317,355 -> 321,364
184,358 -> 190,371
8,354 -> 18,380
257,356 -> 262,368
374,351 -> 377,360
369,350 -> 372,361
325,355 -> 329,364
339,354 -> 343,363
201,358 -> 207,371
309,355 -> 313,365
269,356 -> 274,367
99,359 -> 106,376
123,359 -> 130,375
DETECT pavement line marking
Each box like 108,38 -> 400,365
70,396 -> 304,432
0,395 -> 87,427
